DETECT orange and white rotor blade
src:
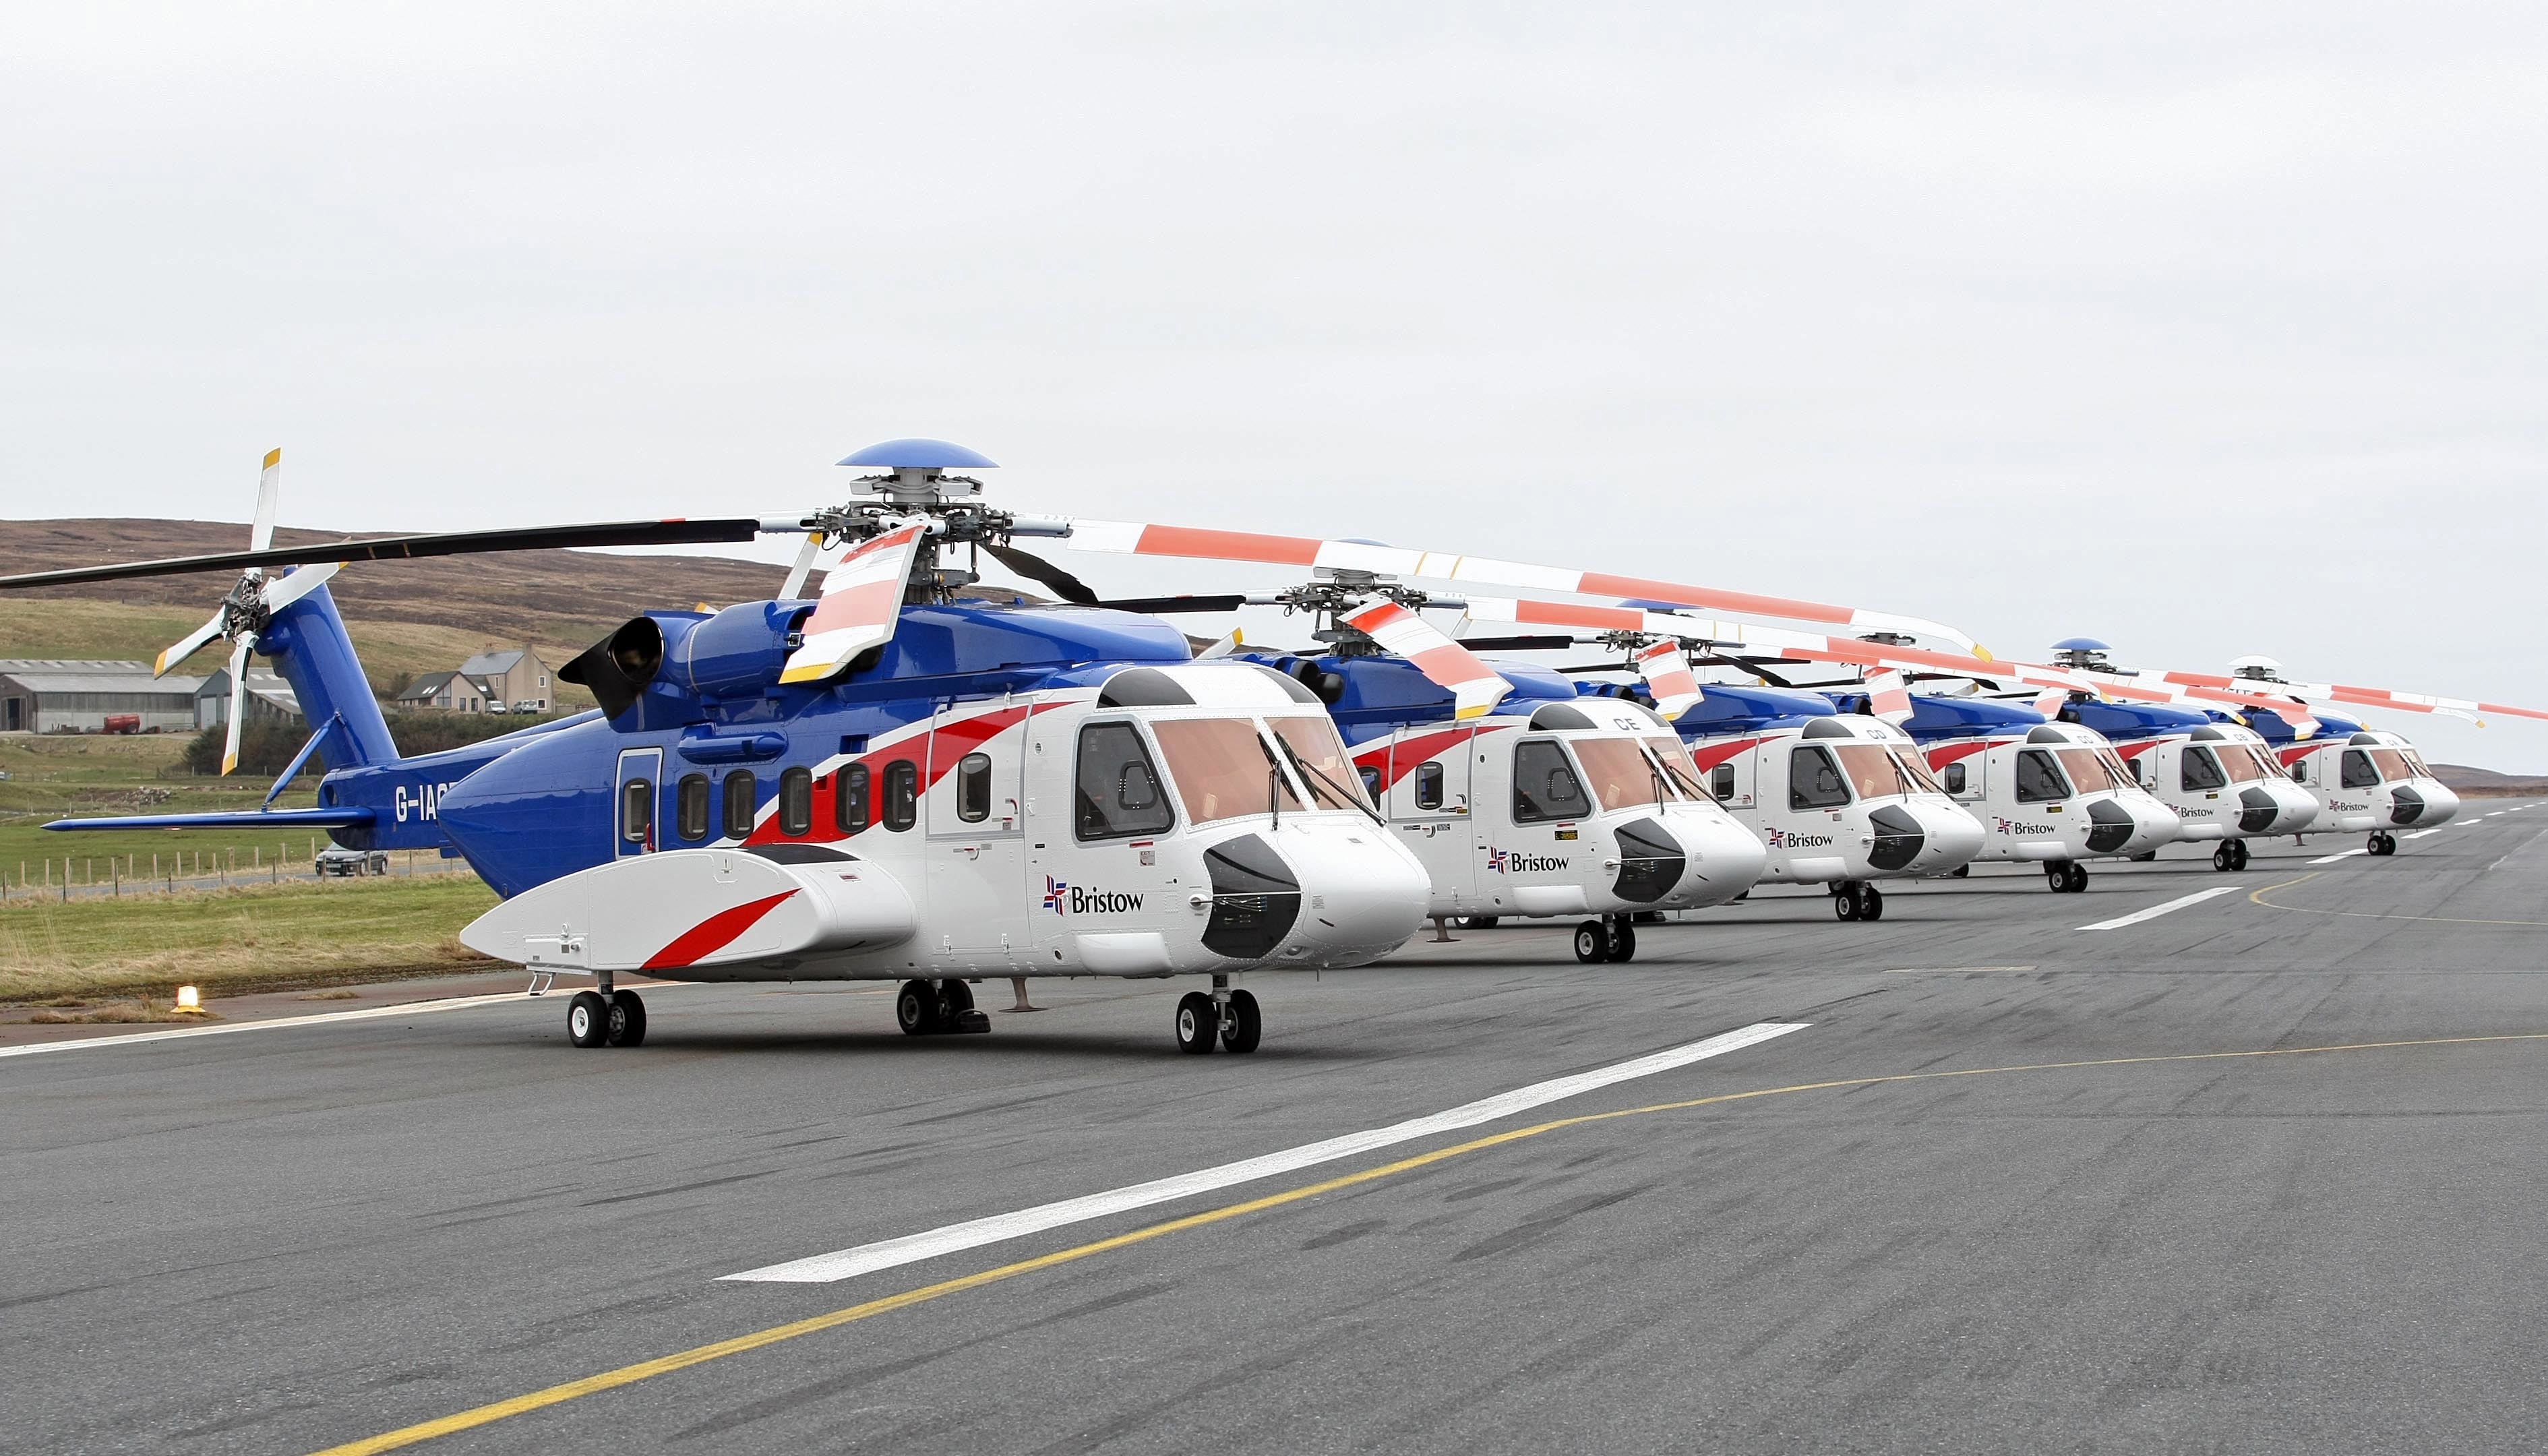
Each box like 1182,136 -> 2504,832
1864,669 -> 1914,725
779,520 -> 926,685
1063,519 -> 1981,653
1631,640 -> 1703,721
1340,597 -> 1509,720
219,638 -> 253,775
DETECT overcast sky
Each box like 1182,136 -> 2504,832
7,3 -> 2546,766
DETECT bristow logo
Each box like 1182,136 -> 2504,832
1046,875 -> 1145,915
1487,847 -> 1569,874
1764,828 -> 1835,849
2330,799 -> 2369,812
1993,817 -> 2056,837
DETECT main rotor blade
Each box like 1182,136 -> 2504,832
0,518 -> 768,591
1864,669 -> 1914,725
777,532 -> 824,601
1633,640 -> 1703,721
155,607 -> 229,678
980,542 -> 1098,606
1062,519 -> 1981,653
2106,663 -> 2548,727
1339,597 -> 1509,720
779,520 -> 928,684
1449,634 -> 1581,652
220,638 -> 253,776
1091,595 -> 1251,614
250,448 -> 282,553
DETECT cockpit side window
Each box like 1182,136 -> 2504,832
2180,747 -> 2228,792
1076,721 -> 1177,841
1513,739 -> 1592,822
2340,750 -> 2378,789
1788,746 -> 1850,810
2015,748 -> 2070,803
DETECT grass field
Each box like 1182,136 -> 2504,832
0,731 -> 338,883
0,874 -> 501,1003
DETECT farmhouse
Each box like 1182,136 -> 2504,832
392,648 -> 555,714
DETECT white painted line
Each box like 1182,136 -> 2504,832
0,990 -> 539,1060
2076,886 -> 2239,932
1885,965 -> 2037,975
723,1020 -> 1811,1284
2309,848 -> 2370,864
2405,828 -> 2448,840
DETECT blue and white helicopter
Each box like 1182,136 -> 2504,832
6,443 -> 1439,1054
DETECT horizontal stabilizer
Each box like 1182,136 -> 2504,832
42,808 -> 378,833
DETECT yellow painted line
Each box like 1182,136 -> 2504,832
308,1029 -> 2548,1455
2250,872 -> 2548,928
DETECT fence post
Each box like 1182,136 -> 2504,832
113,859 -> 119,898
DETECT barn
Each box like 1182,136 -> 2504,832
0,659 -> 203,733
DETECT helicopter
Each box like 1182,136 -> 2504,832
5,442 -> 1439,1055
2053,695 -> 2322,870
2245,708 -> 2461,856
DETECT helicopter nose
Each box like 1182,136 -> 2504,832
1272,822 -> 1428,963
1652,807 -> 1767,907
1909,801 -> 1984,874
2417,782 -> 2462,826
2270,781 -> 2321,832
2128,795 -> 2179,852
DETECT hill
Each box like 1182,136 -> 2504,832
2433,764 -> 2548,798
0,517 -> 797,705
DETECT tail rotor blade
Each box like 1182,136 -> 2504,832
777,532 -> 823,601
156,607 -> 229,677
257,560 -> 341,613
250,448 -> 282,553
220,637 -> 253,775
779,520 -> 928,684
1339,597 -> 1509,720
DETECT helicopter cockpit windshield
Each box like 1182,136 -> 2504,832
1571,737 -> 1680,811
1833,743 -> 1922,801
1125,713 -> 1374,828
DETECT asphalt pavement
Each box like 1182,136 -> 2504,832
7,806 -> 2548,1454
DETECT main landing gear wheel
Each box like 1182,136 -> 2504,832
1220,990 -> 1262,1054
1451,915 -> 1500,930
896,979 -> 942,1036
1574,921 -> 1611,963
2047,861 -> 2088,893
2369,831 -> 2397,856
1833,885 -> 1859,921
566,990 -> 609,1048
2213,840 -> 2250,871
607,990 -> 646,1047
1833,882 -> 1884,921
1175,991 -> 1221,1054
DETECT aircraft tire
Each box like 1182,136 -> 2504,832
566,991 -> 609,1049
1833,886 -> 1860,921
2231,839 -> 2251,870
1175,992 -> 1220,1054
1951,864 -> 1970,878
2046,865 -> 2068,893
896,979 -> 941,1037
941,979 -> 975,1015
2213,844 -> 2235,872
1860,885 -> 1885,921
2067,862 -> 2090,893
1573,921 -> 1612,962
607,990 -> 646,1048
1606,919 -> 1637,963
1220,990 -> 1262,1054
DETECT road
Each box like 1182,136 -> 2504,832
6,806 -> 2547,1454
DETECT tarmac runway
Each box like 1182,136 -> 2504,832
7,806 -> 2548,1454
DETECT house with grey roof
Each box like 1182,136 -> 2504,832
0,659 -> 203,733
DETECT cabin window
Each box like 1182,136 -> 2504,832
2181,748 -> 2228,792
1414,760 -> 1445,810
620,779 -> 653,844
779,766 -> 813,837
955,753 -> 992,823
722,770 -> 757,838
1513,739 -> 1591,823
2340,750 -> 2379,789
1360,765 -> 1384,800
1788,746 -> 1849,810
676,773 -> 710,841
883,760 -> 919,831
1710,762 -> 1736,803
1943,762 -> 1966,795
835,762 -> 871,832
1076,721 -> 1175,840
2015,749 -> 2069,803
2289,757 -> 2310,785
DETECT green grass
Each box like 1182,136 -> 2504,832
0,874 -> 502,1002
0,732 -> 338,883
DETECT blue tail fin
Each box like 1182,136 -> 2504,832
255,578 -> 400,770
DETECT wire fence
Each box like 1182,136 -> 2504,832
0,844 -> 480,904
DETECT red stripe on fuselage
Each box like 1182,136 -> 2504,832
1357,725 -> 1478,791
742,704 -> 1033,847
643,889 -> 798,969
1684,735 -> 1765,772
1924,739 -> 1993,770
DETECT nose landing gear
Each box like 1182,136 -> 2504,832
2367,831 -> 2398,856
1572,917 -> 1639,963
1176,975 -> 1262,1054
2212,840 -> 2251,872
566,979 -> 646,1048
2044,861 -> 2089,893
1831,881 -> 1885,921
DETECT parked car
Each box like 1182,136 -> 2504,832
512,700 -> 543,714
315,847 -> 391,877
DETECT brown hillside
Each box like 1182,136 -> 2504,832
0,518 -> 791,644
